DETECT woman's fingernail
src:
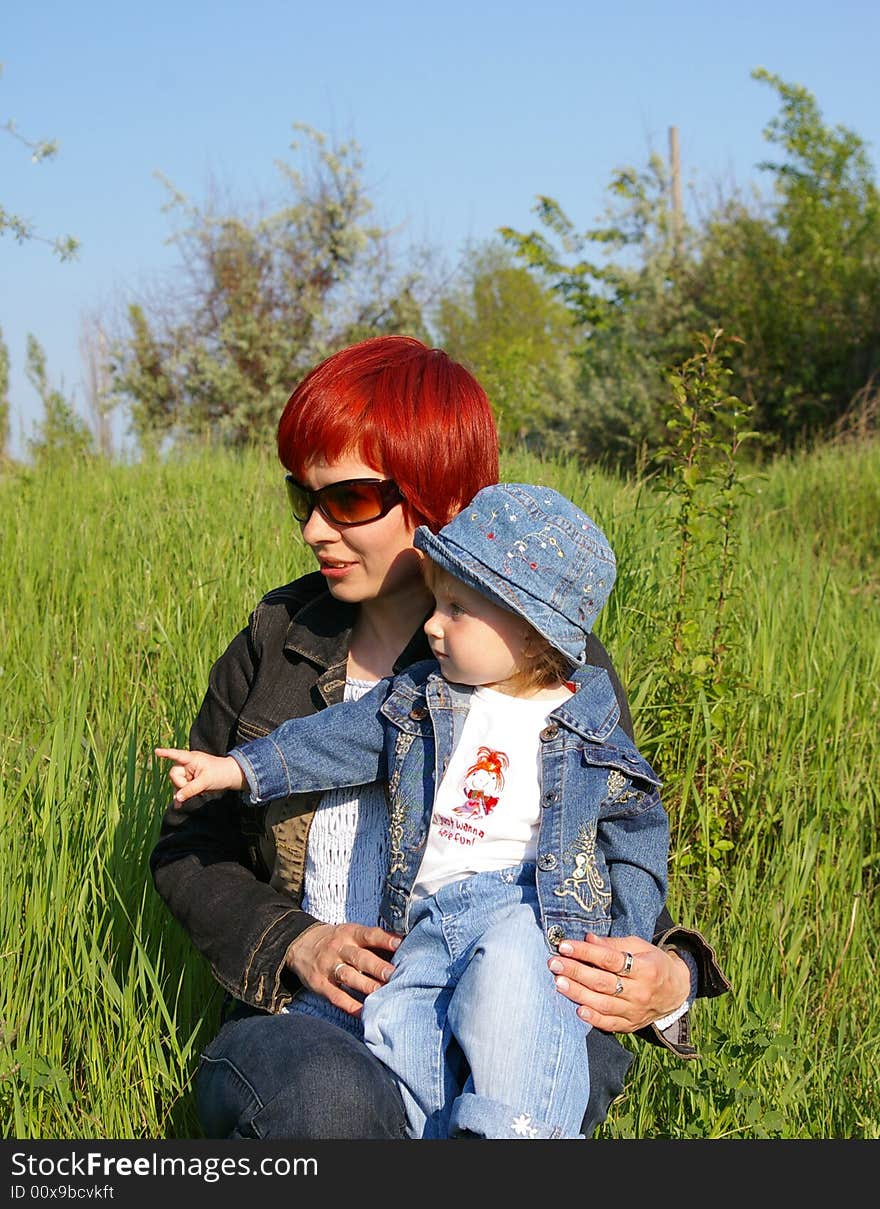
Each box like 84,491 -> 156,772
549,958 -> 564,973
555,976 -> 570,991
558,941 -> 574,955
578,1007 -> 593,1022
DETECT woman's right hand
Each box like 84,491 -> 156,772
284,923 -> 402,1016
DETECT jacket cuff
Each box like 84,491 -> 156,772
230,913 -> 324,1014
655,923 -> 731,1000
636,926 -> 732,1059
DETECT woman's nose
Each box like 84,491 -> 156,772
300,507 -> 341,545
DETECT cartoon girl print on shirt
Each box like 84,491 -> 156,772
456,746 -> 509,818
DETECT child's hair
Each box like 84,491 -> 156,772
276,335 -> 500,531
422,561 -> 572,693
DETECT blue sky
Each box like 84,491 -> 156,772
3,1 -> 879,458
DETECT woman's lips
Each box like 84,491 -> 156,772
318,558 -> 356,579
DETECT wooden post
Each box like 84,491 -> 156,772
669,125 -> 683,259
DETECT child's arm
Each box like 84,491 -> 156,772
598,783 -> 670,941
155,748 -> 246,805
158,676 -> 397,808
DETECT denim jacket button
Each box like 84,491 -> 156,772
546,925 -> 565,947
537,853 -> 557,871
539,724 -> 559,742
409,706 -> 428,720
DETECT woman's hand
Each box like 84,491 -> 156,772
548,933 -> 690,1032
285,923 -> 403,1017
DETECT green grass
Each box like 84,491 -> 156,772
1,440 -> 877,1138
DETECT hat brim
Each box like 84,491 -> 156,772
414,526 -> 586,666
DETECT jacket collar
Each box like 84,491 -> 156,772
283,589 -> 356,671
283,586 -> 432,673
421,664 -> 620,738
551,665 -> 621,741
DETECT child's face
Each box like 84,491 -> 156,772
423,574 -> 530,693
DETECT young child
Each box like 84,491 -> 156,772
157,483 -> 668,1140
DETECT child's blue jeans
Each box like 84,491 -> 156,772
361,863 -> 591,1139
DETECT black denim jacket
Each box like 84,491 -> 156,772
150,572 -> 729,1053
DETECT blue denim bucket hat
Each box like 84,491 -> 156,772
414,483 -> 616,667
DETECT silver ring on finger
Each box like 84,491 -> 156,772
332,961 -> 347,985
620,951 -> 634,977
613,977 -> 624,996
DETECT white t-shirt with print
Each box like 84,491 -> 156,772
412,684 -> 573,898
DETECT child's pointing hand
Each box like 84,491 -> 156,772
154,747 -> 246,806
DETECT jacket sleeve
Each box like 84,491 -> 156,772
232,684 -> 391,803
598,787 -> 669,943
149,609 -> 322,1013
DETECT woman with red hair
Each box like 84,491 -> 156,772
151,335 -> 727,1139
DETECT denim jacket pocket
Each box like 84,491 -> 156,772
580,746 -> 662,817
379,687 -> 434,738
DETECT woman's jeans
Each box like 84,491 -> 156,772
362,865 -> 590,1138
196,1004 -> 409,1140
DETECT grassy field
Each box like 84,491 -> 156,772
1,439 -> 877,1139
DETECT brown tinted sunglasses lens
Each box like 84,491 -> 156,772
322,481 -> 391,523
285,477 -> 401,526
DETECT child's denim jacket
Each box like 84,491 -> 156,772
233,659 -> 668,950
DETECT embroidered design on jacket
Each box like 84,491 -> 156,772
605,767 -> 645,807
511,1112 -> 539,1138
387,730 -> 416,873
607,769 -> 627,797
456,746 -> 509,818
553,823 -> 611,914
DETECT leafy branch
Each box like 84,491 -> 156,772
1,65 -> 79,260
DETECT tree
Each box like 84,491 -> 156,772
25,335 -> 93,465
693,69 -> 880,442
500,160 -> 703,466
80,313 -> 115,458
431,241 -> 582,452
501,70 -> 880,462
109,125 -> 431,450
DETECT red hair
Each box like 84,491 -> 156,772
276,335 -> 499,531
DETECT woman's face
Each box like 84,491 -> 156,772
297,455 -> 423,605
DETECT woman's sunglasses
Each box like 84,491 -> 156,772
284,475 -> 405,527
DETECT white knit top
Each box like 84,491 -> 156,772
300,676 -> 389,927
285,677 -> 387,1035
